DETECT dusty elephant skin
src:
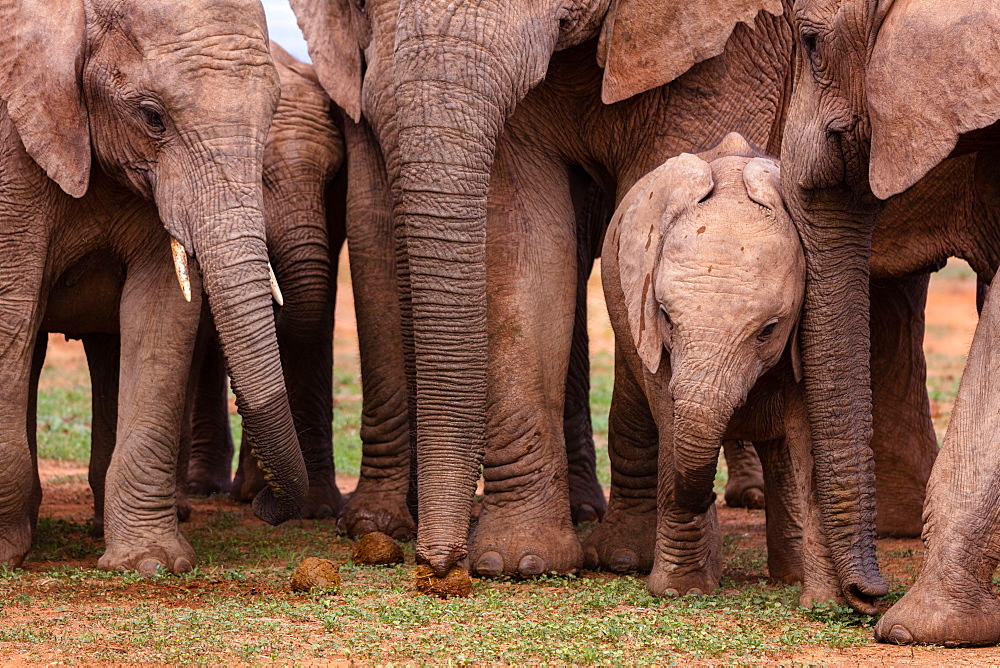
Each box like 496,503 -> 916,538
183,43 -> 348,521
781,0 -> 1000,646
0,0 -> 308,573
291,0 -> 935,588
599,136 -> 848,604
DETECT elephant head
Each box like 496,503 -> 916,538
0,0 -> 308,523
780,0 -> 1000,612
292,0 -> 787,573
611,136 -> 803,514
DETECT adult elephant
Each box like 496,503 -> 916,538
292,0 -> 926,597
779,0 -> 1000,646
0,0 -> 307,571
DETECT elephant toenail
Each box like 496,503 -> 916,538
583,547 -> 599,569
886,625 -> 914,645
518,554 -> 546,577
687,588 -> 704,596
173,557 -> 193,573
137,559 -> 163,576
475,551 -> 504,577
664,588 -> 680,597
609,549 -> 637,573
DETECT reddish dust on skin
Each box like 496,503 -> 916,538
22,257 -> 992,663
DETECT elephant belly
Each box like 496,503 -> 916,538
42,251 -> 123,335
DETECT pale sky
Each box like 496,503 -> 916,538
261,0 -> 310,62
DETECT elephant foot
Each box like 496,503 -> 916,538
647,505 -> 723,598
98,532 -> 196,575
231,459 -> 267,503
875,571 -> 1000,647
723,441 -> 766,509
176,490 -> 192,523
568,470 -> 608,525
186,465 -> 232,497
470,507 -> 582,578
340,486 -> 414,540
0,516 -> 34,567
301,469 -> 343,520
581,504 -> 655,573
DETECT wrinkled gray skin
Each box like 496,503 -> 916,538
0,0 -> 308,573
183,44 -> 348,521
781,0 -> 1000,646
600,138 -> 846,602
293,0 -> 932,592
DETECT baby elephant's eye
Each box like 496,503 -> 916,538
757,322 -> 778,342
141,106 -> 166,135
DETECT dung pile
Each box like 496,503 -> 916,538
412,564 -> 473,598
352,532 -> 405,566
290,557 -> 341,592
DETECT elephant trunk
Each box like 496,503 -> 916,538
669,358 -> 739,515
390,11 -> 558,573
166,138 -> 308,525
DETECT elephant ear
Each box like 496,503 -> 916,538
615,153 -> 714,373
868,0 -> 1000,199
0,0 -> 90,198
742,157 -> 783,211
598,0 -> 783,104
289,0 -> 366,122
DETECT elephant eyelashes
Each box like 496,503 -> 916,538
140,106 -> 167,136
757,322 -> 777,342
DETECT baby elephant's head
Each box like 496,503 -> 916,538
611,133 -> 804,405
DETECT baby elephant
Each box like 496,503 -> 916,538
585,134 -> 851,608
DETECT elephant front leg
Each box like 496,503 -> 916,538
582,342 -> 657,573
97,256 -> 198,574
81,333 -> 121,535
875,282 -> 1000,647
469,146 -> 582,578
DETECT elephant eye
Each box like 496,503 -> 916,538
140,106 -> 166,136
757,322 -> 778,342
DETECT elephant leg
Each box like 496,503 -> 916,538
81,333 -> 121,536
722,440 -> 766,509
869,273 -> 937,537
563,175 -> 608,525
187,316 -> 235,497
469,145 -> 582,578
97,255 -> 198,574
0,282 -> 45,567
754,437 -> 802,585
875,282 -> 1000,647
339,119 -> 414,539
581,340 -> 657,573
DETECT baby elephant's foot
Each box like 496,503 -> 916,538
98,532 -> 196,575
723,441 -> 766,509
0,516 -> 34,567
875,572 -> 1000,647
340,487 -> 414,540
647,506 -> 723,597
470,508 -> 582,578
301,471 -> 343,520
582,505 -> 655,573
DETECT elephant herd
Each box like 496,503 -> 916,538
3,0 -> 1000,650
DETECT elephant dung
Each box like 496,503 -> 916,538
351,532 -> 405,566
290,557 -> 341,592
412,565 -> 473,598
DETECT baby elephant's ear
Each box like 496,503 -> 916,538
743,158 -> 783,211
615,153 -> 714,374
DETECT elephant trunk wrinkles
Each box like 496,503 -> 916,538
184,159 -> 308,525
670,374 -> 736,515
391,20 -> 555,573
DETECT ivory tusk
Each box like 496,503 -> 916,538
170,237 -> 192,303
268,262 -> 283,306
